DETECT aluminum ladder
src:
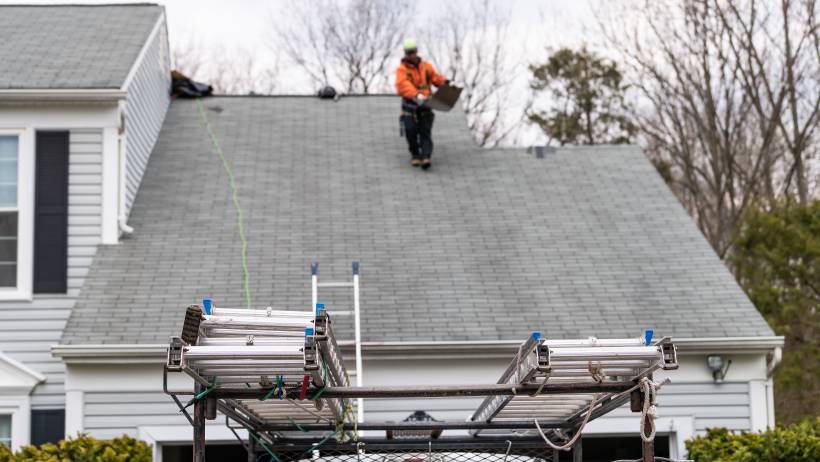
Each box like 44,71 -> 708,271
311,261 -> 364,423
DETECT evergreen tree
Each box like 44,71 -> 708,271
528,47 -> 635,145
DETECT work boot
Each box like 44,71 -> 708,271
421,158 -> 432,170
410,158 -> 422,167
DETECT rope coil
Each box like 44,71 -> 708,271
534,393 -> 599,451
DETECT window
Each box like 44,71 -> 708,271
0,135 -> 18,288
30,410 -> 63,447
0,415 -> 10,448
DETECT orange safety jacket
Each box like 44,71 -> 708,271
395,58 -> 447,100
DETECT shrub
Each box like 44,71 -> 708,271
686,418 -> 820,462
11,434 -> 151,462
0,444 -> 14,462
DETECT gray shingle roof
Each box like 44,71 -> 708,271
61,96 -> 774,345
0,4 -> 162,89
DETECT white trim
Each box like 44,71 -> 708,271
0,89 -> 126,103
0,352 -> 46,386
583,415 -> 694,459
0,395 -> 32,450
765,377 -> 775,427
749,379 -> 768,431
101,127 -> 119,244
53,336 -> 785,363
53,344 -> 168,363
121,13 -> 166,91
64,390 -> 84,438
138,424 -> 248,462
0,128 -> 32,301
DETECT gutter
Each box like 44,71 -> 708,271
0,88 -> 127,103
52,336 -> 785,364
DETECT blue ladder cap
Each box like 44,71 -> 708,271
311,262 -> 318,275
352,261 -> 359,275
202,298 -> 213,315
305,327 -> 314,336
645,329 -> 654,346
531,331 -> 541,341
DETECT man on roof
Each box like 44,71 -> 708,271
395,38 -> 450,170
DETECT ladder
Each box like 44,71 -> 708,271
311,261 -> 364,423
469,332 -> 679,436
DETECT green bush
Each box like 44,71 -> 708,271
0,444 -> 14,462
686,418 -> 820,462
7,434 -> 151,462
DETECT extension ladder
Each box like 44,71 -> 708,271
311,262 -> 364,423
469,332 -> 678,436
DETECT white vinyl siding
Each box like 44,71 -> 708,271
0,130 -> 102,408
123,18 -> 170,215
83,391 -> 188,439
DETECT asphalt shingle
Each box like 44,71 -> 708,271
0,5 -> 163,89
61,96 -> 774,344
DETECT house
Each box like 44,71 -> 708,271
0,3 -> 169,449
1,4 -> 782,462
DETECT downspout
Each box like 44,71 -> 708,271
765,346 -> 782,427
117,102 -> 134,235
766,347 -> 782,377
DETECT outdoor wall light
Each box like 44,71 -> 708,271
707,354 -> 732,383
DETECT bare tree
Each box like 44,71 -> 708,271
172,40 -> 279,95
715,0 -> 820,204
419,0 -> 518,146
274,0 -> 410,94
601,0 -> 787,256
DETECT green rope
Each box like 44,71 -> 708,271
308,385 -> 327,401
287,416 -> 306,432
305,428 -> 343,455
249,431 -> 281,462
195,378 -> 218,401
196,99 -> 252,310
261,385 -> 278,402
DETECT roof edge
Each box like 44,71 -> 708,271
52,336 -> 785,364
0,3 -> 161,7
121,10 -> 166,91
0,89 -> 127,103
0,351 -> 47,384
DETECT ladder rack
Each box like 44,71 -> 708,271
164,289 -> 679,462
167,303 -> 355,436
469,332 -> 679,436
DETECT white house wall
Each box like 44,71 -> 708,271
0,106 -> 112,409
122,16 -> 170,216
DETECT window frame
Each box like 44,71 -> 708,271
0,413 -> 11,448
0,128 -> 33,301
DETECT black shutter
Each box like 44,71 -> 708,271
30,409 -> 65,447
34,131 -> 69,293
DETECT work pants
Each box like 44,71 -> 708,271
401,107 -> 435,159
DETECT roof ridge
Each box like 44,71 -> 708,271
203,94 -> 400,98
0,3 -> 161,7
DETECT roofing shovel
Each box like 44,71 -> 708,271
423,82 -> 463,112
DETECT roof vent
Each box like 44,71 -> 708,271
529,145 -> 556,159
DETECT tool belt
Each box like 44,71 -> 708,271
398,98 -> 431,137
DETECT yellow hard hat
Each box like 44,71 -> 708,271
403,38 -> 417,52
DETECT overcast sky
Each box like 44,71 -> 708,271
6,0 -> 612,144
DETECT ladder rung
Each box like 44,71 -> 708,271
327,311 -> 353,316
317,282 -> 354,288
